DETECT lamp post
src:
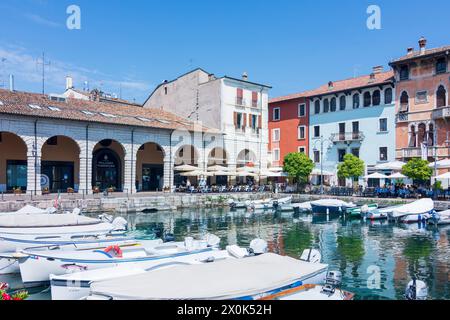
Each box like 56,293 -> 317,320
313,135 -> 332,195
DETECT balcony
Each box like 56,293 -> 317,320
235,97 -> 247,107
432,106 -> 450,120
401,147 -> 432,158
330,132 -> 365,144
396,112 -> 409,123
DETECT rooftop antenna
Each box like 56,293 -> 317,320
0,58 -> 6,89
119,83 -> 122,99
36,52 -> 51,95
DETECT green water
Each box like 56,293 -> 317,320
2,207 -> 450,300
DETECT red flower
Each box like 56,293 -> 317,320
12,297 -> 23,301
2,293 -> 12,300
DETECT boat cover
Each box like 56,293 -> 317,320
90,253 -> 328,300
0,205 -> 48,216
292,202 -> 312,210
0,214 -> 101,228
391,199 -> 434,218
311,199 -> 354,207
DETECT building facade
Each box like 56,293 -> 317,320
143,68 -> 271,183
0,88 -> 220,195
268,95 -> 309,168
390,37 -> 450,163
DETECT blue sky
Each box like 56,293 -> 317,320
0,0 -> 449,103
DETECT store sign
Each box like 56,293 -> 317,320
41,174 -> 50,188
97,154 -> 116,169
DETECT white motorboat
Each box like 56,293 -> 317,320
0,233 -> 133,275
292,201 -> 312,212
86,253 -> 329,300
399,213 -> 431,223
18,234 -> 222,287
49,239 -> 268,300
388,199 -> 434,222
0,205 -> 55,216
249,198 -> 274,211
310,199 -> 356,215
428,210 -> 450,226
227,199 -> 248,210
0,213 -> 127,236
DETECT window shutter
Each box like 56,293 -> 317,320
249,114 -> 252,127
237,88 -> 243,98
252,92 -> 258,102
243,113 -> 247,131
258,115 -> 262,129
233,112 -> 237,127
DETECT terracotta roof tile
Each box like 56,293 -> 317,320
0,89 -> 215,133
390,46 -> 450,65
269,70 -> 394,103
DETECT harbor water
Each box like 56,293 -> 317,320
2,206 -> 450,300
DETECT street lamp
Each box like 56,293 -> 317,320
313,135 -> 332,195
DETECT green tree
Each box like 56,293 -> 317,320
402,158 -> 432,185
337,154 -> 365,186
283,152 -> 314,190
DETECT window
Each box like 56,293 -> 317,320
436,57 -> 447,74
273,148 -> 280,162
28,104 -> 41,109
313,150 -> 320,163
372,90 -> 381,106
313,126 -> 320,138
273,107 -> 280,121
272,128 -> 280,142
379,118 -> 388,132
323,99 -> 329,113
298,104 -> 306,117
384,88 -> 393,104
353,94 -> 360,109
415,91 -> 428,104
428,124 -> 434,146
400,91 -> 409,112
351,148 -> 360,158
164,87 -> 168,95
298,147 -> 306,154
314,100 -> 320,114
6,160 -> 27,191
137,117 -> 151,122
298,126 -> 306,140
100,112 -> 117,118
250,114 -> 258,132
330,97 -> 337,112
363,92 -> 371,107
252,92 -> 258,108
339,96 -> 346,110
338,149 -> 346,162
82,110 -> 95,116
400,65 -> 409,81
236,88 -> 244,105
436,85 -> 447,108
236,113 -> 243,129
379,147 -> 388,161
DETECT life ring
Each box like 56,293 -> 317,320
104,245 -> 123,258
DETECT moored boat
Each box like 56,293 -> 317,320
346,203 -> 378,218
427,210 -> 450,226
310,199 -> 356,215
387,199 -> 434,222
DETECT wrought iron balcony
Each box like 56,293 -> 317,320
396,112 -> 409,123
432,106 -> 450,120
330,132 -> 365,143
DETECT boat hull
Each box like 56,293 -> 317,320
311,204 -> 345,215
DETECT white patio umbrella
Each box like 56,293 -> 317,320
364,172 -> 388,179
257,170 -> 279,177
311,168 -> 334,176
436,171 -> 450,179
180,170 -> 213,177
374,161 -> 406,171
212,170 -> 235,176
268,167 -> 284,172
207,165 -> 229,172
235,171 -> 258,177
237,166 -> 258,173
174,164 -> 198,171
428,159 -> 450,169
389,172 -> 406,179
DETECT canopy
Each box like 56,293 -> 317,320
310,168 -> 334,176
436,171 -> 450,179
237,166 -> 258,173
364,172 -> 388,179
212,171 -> 235,176
389,172 -> 406,179
374,161 -> 406,171
180,170 -> 213,177
235,171 -> 258,177
207,165 -> 229,172
257,170 -> 280,177
268,167 -> 284,172
90,253 -> 328,300
428,159 -> 450,169
174,164 -> 198,172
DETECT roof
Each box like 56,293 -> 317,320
269,70 -> 394,104
66,89 -> 142,107
0,89 -> 214,133
222,76 -> 272,89
390,45 -> 450,65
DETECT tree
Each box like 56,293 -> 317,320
337,154 -> 365,186
402,158 -> 432,185
283,152 -> 314,190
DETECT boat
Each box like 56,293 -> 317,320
387,199 -> 434,222
249,198 -> 274,211
310,199 -> 356,215
399,213 -> 431,223
18,234 -> 222,287
292,201 -> 312,212
0,213 -> 127,236
85,253 -> 329,300
345,203 -> 378,218
0,205 -> 56,216
0,233 -> 134,275
49,239 -> 268,300
427,210 -> 450,226
272,196 -> 293,209
228,199 -> 248,210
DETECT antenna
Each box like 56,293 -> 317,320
0,58 -> 6,89
36,52 -> 51,95
119,83 -> 122,99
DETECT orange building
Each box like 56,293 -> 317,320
390,37 -> 450,163
268,94 -> 309,167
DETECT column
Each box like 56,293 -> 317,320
163,159 -> 174,192
124,155 -> 136,194
79,152 -> 93,195
26,142 -> 41,196
228,163 -> 237,186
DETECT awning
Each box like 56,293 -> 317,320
174,164 -> 199,172
364,172 -> 388,179
374,161 -> 406,171
429,159 -> 450,169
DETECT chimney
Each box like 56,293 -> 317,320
369,73 -> 376,81
373,66 -> 384,74
328,81 -> 333,89
208,73 -> 216,81
65,76 -> 73,90
9,74 -> 14,92
419,36 -> 427,55
407,47 -> 414,55
242,72 -> 248,81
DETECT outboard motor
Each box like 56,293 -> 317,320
111,217 -> 128,231
99,214 -> 114,223
46,207 -> 57,214
204,234 -> 221,247
299,248 -> 322,264
272,200 -> 279,210
429,210 -> 440,226
163,232 -> 175,242
321,270 -> 342,295
249,239 -> 268,255
405,278 -> 428,300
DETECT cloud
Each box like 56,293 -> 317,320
0,44 -> 151,102
23,13 -> 61,28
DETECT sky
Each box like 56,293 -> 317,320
0,0 -> 449,103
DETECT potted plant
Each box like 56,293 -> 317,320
67,187 -> 74,194
13,187 -> 22,195
42,187 -> 50,195
0,282 -> 29,301
107,186 -> 115,193
93,186 -> 100,194
163,186 -> 171,193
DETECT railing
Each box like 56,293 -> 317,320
330,132 -> 365,143
396,112 -> 409,123
402,147 -> 431,158
432,106 -> 450,120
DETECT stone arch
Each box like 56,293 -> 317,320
135,141 -> 165,192
0,131 -> 28,193
436,84 -> 447,108
92,139 -> 126,192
